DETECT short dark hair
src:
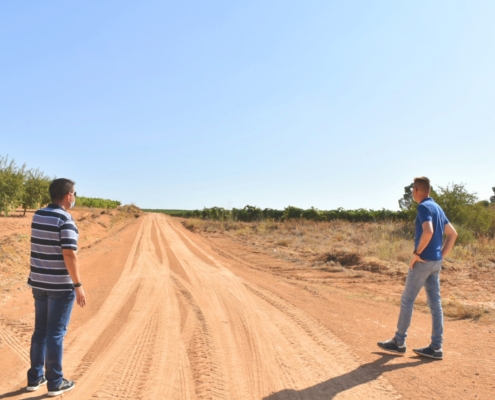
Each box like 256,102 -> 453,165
413,176 -> 431,193
49,178 -> 75,201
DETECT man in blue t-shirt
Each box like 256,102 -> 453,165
378,176 -> 458,360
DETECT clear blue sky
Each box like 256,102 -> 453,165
2,1 -> 494,210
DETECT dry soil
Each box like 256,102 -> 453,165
0,212 -> 494,399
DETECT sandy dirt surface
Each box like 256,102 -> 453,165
0,213 -> 494,399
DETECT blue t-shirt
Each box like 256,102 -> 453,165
415,198 -> 449,261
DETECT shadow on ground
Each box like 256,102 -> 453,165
263,352 -> 433,399
0,387 -> 48,399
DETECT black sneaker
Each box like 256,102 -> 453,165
377,338 -> 406,354
26,376 -> 47,392
47,379 -> 75,397
413,345 -> 443,360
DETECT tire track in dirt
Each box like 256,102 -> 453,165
70,284 -> 140,382
67,216 -> 158,396
172,275 -> 226,399
92,307 -> 160,399
151,219 -> 164,265
5,213 -> 400,399
64,214 -> 186,399
157,216 -> 264,398
160,226 -> 191,286
159,214 -> 401,399
62,218 -> 146,378
243,282 -> 401,399
0,324 -> 30,365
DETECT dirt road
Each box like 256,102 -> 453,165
0,213 -> 399,399
1,213 -> 493,399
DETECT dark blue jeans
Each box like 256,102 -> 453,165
27,288 -> 75,390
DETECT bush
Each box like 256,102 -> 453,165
302,207 -> 322,221
454,225 -> 475,245
77,197 -> 121,209
283,206 -> 304,220
0,156 -> 26,216
233,205 -> 263,222
21,169 -> 51,215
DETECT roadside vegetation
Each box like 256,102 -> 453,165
77,196 -> 121,209
156,182 -> 495,244
0,155 -> 51,216
0,155 -> 121,216
184,218 -> 494,320
173,183 -> 495,321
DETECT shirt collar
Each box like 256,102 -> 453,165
48,203 -> 64,210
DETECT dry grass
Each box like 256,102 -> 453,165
183,219 -> 414,264
183,218 -> 494,266
110,204 -> 142,226
442,296 -> 488,320
183,218 -> 495,320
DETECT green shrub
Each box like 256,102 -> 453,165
454,225 -> 475,245
302,207 -> 322,221
283,206 -> 304,220
0,156 -> 26,216
77,197 -> 121,209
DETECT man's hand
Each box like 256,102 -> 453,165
75,286 -> 86,307
410,254 -> 426,269
410,220 -> 434,269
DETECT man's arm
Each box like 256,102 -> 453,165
441,223 -> 458,258
63,249 -> 86,307
409,221 -> 434,269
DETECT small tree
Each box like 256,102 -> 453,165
235,205 -> 262,222
302,207 -> 322,221
490,187 -> 495,203
282,206 -> 304,220
434,183 -> 477,226
0,156 -> 26,216
398,183 -> 414,211
21,169 -> 51,215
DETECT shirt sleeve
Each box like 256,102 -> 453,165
417,203 -> 432,225
60,218 -> 78,250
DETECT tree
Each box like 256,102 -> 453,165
0,156 -> 26,216
434,183 -> 478,226
21,169 -> 51,215
234,205 -> 263,222
398,183 -> 414,211
490,187 -> 495,203
302,207 -> 322,221
282,206 -> 304,220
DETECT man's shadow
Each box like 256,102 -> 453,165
263,352 -> 433,399
0,388 -> 49,399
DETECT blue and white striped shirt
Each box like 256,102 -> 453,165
27,204 -> 79,291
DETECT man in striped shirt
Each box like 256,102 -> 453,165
26,178 -> 86,397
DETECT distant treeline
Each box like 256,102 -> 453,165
146,183 -> 495,239
144,209 -> 191,217
1,155 -> 121,216
145,206 -> 410,223
77,197 -> 121,209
